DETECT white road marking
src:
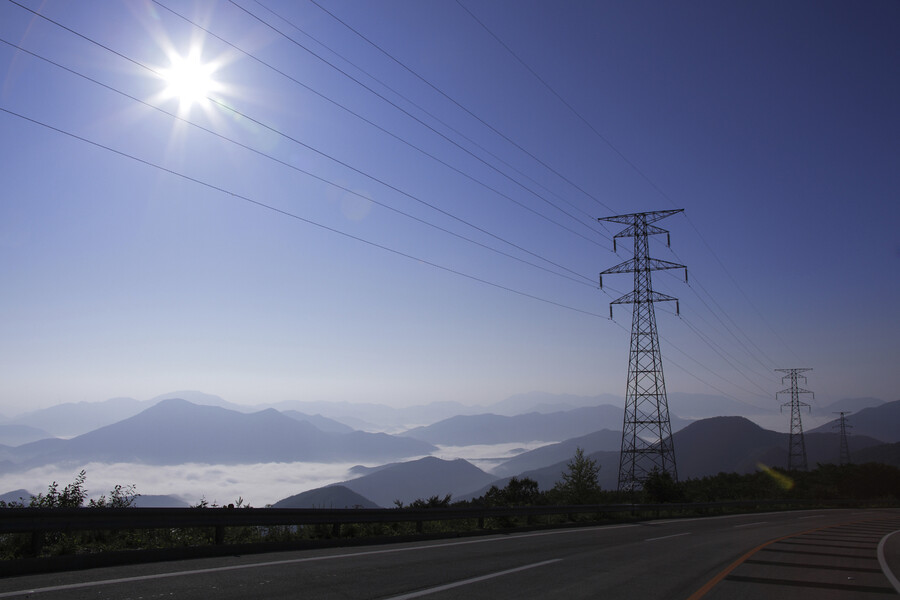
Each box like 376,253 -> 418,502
877,530 -> 900,594
645,532 -> 691,542
383,559 -> 562,600
0,524 -> 633,598
733,521 -> 768,528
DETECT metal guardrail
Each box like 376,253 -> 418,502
0,498 -> 838,554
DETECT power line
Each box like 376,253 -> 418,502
304,0 -> 620,220
211,0 -> 611,249
0,36 -> 600,292
253,0 -> 614,232
677,214 -> 803,365
4,2 -> 788,406
6,1 -> 600,287
664,245 -> 779,373
676,314 -> 773,398
456,0 -> 661,214
609,308 -> 772,411
0,105 -> 611,321
458,0 -> 800,373
171,0 -> 788,404
608,225 -> 775,403
656,266 -> 778,388
657,270 -> 775,376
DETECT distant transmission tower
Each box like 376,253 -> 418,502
835,411 -> 852,465
599,209 -> 687,492
776,368 -> 813,471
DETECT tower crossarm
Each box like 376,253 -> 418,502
598,209 -> 683,226
608,224 -> 671,250
777,387 -> 814,398
601,258 -> 686,277
609,290 -> 680,305
606,291 -> 680,319
780,399 -> 811,412
776,368 -> 812,377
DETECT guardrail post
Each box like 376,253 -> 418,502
332,523 -> 341,538
416,520 -> 423,534
477,517 -> 484,529
215,525 -> 225,545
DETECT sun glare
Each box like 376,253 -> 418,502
160,50 -> 220,112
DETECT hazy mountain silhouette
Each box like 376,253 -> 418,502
272,485 -> 379,509
0,489 -> 32,505
487,392 -> 622,415
0,488 -> 188,508
490,429 -> 622,477
4,391 -> 244,438
0,424 -> 52,447
400,406 -> 636,445
261,400 -> 479,432
2,437 -> 68,463
809,399 -> 900,443
667,392 -> 772,417
147,391 -> 248,411
4,399 -> 434,469
5,397 -> 147,438
281,410 -> 354,434
819,397 -> 886,414
330,456 -> 497,507
7,390 -> 889,441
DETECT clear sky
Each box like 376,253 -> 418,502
0,0 -> 897,416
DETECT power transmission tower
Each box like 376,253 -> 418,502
599,209 -> 687,492
776,368 -> 813,471
834,411 -> 852,465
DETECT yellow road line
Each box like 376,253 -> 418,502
687,517 -> 880,600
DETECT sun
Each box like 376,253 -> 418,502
159,49 -> 220,113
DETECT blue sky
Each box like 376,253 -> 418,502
0,0 -> 897,416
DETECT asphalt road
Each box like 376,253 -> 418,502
1,508 -> 898,599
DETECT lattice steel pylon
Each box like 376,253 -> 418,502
599,209 -> 686,493
776,368 -> 813,471
835,411 -> 852,465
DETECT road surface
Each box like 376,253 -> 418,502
0,508 -> 897,599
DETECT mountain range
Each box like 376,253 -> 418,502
0,399 -> 435,471
288,408 -> 899,507
489,429 -> 622,478
809,400 -> 900,443
271,485 -> 379,509
0,424 -> 52,447
7,390 -> 883,441
331,457 -> 498,508
400,406 -> 691,446
1,393 -> 897,508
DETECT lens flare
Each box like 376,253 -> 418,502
757,463 -> 794,490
